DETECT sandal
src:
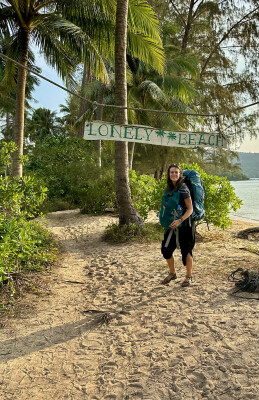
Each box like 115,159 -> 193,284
181,275 -> 192,287
160,272 -> 177,285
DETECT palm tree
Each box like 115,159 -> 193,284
0,33 -> 41,141
75,0 -> 165,139
0,0 -> 114,176
26,107 -> 62,142
114,0 -> 141,224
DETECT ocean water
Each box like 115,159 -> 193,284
230,179 -> 259,223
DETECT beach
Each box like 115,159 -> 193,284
0,210 -> 258,400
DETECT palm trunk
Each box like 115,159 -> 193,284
12,28 -> 30,177
114,0 -> 142,225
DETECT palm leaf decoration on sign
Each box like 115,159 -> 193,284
167,131 -> 177,144
155,129 -> 166,144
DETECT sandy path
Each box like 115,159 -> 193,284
0,210 -> 259,400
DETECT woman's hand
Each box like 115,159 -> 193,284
169,219 -> 182,229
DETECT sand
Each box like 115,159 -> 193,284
0,209 -> 259,400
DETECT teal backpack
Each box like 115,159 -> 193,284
159,169 -> 206,229
182,169 -> 206,222
159,190 -> 183,229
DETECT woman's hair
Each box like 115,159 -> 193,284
166,163 -> 183,191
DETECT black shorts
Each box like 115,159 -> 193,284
161,223 -> 195,266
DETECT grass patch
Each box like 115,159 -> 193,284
103,222 -> 165,243
0,270 -> 54,325
247,246 -> 259,255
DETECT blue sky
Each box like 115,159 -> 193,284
29,52 -> 68,112
31,51 -> 259,153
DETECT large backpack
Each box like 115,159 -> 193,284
159,190 -> 183,229
159,169 -> 206,229
183,170 -> 206,222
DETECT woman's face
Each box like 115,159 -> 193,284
169,166 -> 180,183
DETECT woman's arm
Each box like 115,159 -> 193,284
169,197 -> 193,229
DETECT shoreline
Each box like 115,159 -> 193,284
230,214 -> 259,225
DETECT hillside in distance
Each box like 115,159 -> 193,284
238,152 -> 259,178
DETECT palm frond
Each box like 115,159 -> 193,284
128,0 -> 162,43
56,0 -> 116,27
0,6 -> 18,35
167,55 -> 200,78
156,76 -> 199,102
127,30 -> 164,73
139,80 -> 167,103
33,17 -> 110,83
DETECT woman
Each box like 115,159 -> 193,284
160,164 -> 194,287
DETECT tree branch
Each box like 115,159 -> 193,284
181,0 -> 195,51
200,6 -> 259,77
193,0 -> 205,19
168,0 -> 186,27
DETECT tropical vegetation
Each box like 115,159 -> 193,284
0,0 -> 258,299
0,142 -> 57,299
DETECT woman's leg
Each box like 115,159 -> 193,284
185,253 -> 193,277
161,230 -> 177,284
166,256 -> 176,274
179,224 -> 195,287
181,253 -> 193,286
160,256 -> 177,284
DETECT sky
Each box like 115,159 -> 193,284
31,51 -> 259,154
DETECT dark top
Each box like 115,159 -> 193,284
165,183 -> 191,213
179,183 -> 191,211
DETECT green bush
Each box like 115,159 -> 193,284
81,170 -> 116,214
129,170 -> 162,220
0,214 -> 57,284
181,163 -> 242,229
0,141 -> 17,175
0,141 -> 57,288
0,175 -> 47,217
26,135 -> 100,209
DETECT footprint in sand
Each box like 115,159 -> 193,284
79,339 -> 102,351
103,381 -> 126,399
126,383 -> 144,399
186,370 -> 215,391
102,361 -> 118,373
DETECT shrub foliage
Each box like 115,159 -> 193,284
0,142 -> 57,288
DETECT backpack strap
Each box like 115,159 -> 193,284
164,229 -> 174,248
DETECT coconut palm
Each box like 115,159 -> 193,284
26,107 -> 63,142
114,0 -> 142,224
0,33 -> 41,142
0,0 -> 165,177
0,0 -> 116,176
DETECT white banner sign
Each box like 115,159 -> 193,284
84,121 -> 227,148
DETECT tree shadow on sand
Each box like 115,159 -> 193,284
0,315 -> 101,363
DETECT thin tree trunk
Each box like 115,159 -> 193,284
181,0 -> 195,51
77,61 -> 92,138
95,86 -> 104,167
6,112 -> 10,133
12,28 -> 30,177
5,113 -> 11,176
129,141 -> 135,170
114,0 -> 142,225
